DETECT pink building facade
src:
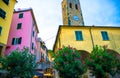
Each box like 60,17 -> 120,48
36,38 -> 48,63
36,38 -> 49,70
5,8 -> 39,55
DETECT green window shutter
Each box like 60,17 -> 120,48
2,0 -> 9,5
0,27 -> 2,35
78,31 -> 83,40
75,31 -> 79,40
32,43 -> 34,50
32,21 -> 34,26
19,13 -> 23,18
101,31 -> 109,40
17,23 -> 22,29
0,8 -> 6,19
15,38 -> 18,45
12,38 -> 14,45
32,31 -> 34,37
18,37 -> 22,44
75,31 -> 83,40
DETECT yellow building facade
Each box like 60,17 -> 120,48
0,0 -> 17,56
53,26 -> 120,54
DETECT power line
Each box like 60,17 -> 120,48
44,35 -> 56,42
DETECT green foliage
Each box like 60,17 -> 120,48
0,56 -> 6,69
54,46 -> 87,78
86,45 -> 120,78
48,49 -> 55,57
1,48 -> 36,78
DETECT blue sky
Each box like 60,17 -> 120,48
15,0 -> 120,49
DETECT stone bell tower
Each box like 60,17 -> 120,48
62,0 -> 84,26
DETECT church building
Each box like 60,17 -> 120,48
54,0 -> 120,54
53,0 -> 120,77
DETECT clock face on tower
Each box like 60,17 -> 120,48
72,15 -> 80,21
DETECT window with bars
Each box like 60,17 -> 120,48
101,31 -> 109,40
75,31 -> 83,41
2,0 -> 9,5
0,8 -> 6,19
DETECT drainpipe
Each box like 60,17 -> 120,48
59,37 -> 61,48
89,27 -> 94,47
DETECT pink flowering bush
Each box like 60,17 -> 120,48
86,45 -> 120,78
54,46 -> 87,78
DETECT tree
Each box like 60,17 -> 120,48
48,49 -> 55,59
2,48 -> 36,78
86,45 -> 120,78
0,56 -> 6,69
54,46 -> 87,78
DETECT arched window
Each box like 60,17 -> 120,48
69,3 -> 72,9
75,4 -> 78,10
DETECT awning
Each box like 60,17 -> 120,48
6,46 -> 11,48
35,72 -> 43,77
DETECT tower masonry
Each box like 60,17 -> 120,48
62,0 -> 84,26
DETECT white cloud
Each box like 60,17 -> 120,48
80,0 -> 120,26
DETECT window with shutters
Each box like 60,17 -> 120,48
0,27 -> 2,35
32,20 -> 34,26
0,8 -> 6,19
32,31 -> 34,37
18,37 -> 22,44
17,23 -> 22,29
19,13 -> 23,18
12,37 -> 22,45
2,0 -> 9,5
75,31 -> 83,41
101,31 -> 109,40
32,42 -> 34,50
